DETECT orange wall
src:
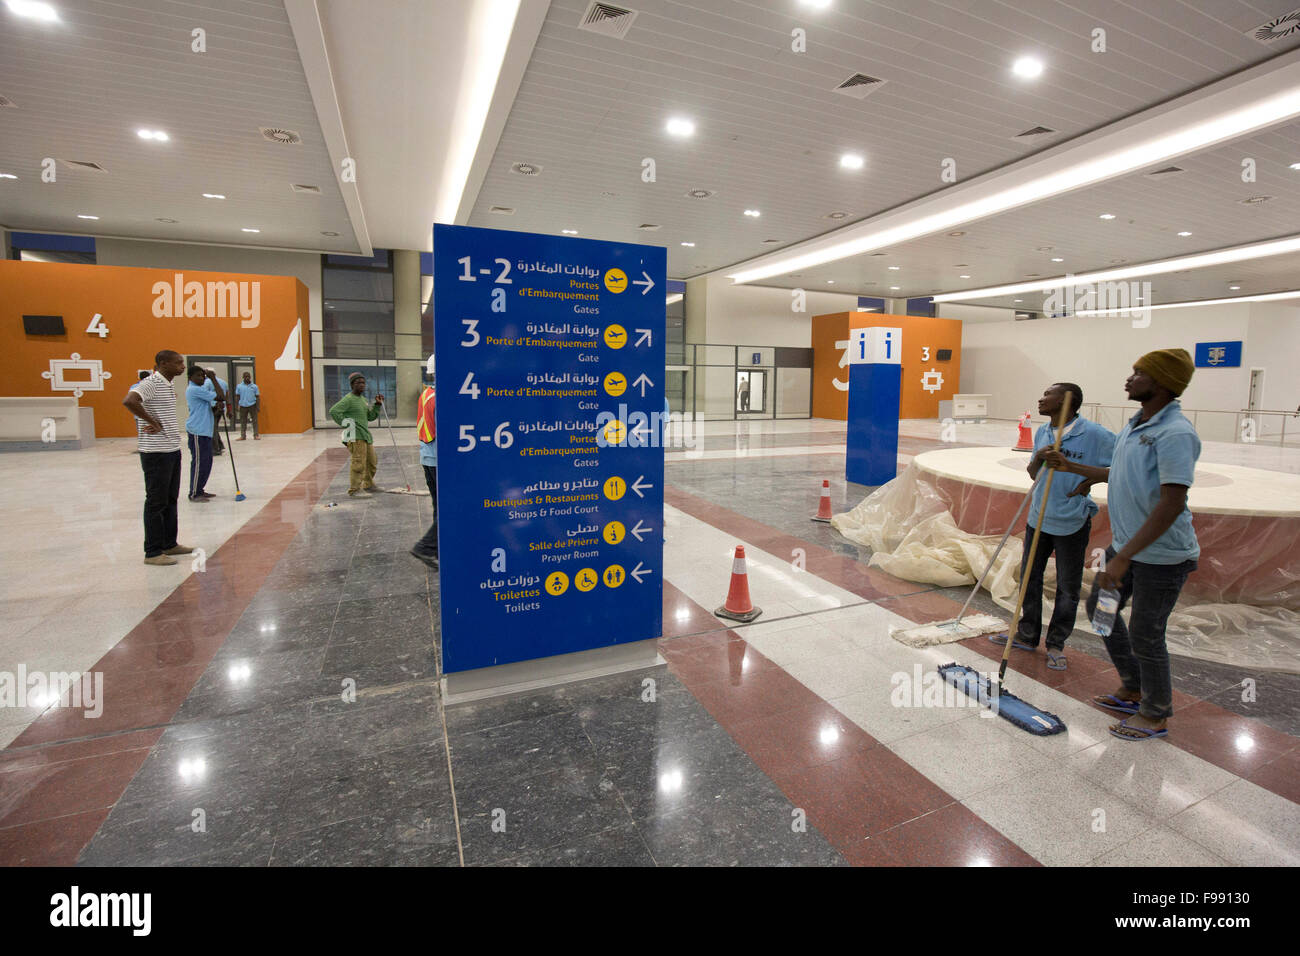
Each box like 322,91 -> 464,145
0,260 -> 312,437
812,312 -> 962,419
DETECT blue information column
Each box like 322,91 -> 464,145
433,224 -> 666,675
845,326 -> 902,486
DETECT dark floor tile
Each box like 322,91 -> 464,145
505,823 -> 655,867
320,633 -> 437,685
269,805 -> 460,866
443,688 -> 575,736
447,710 -> 601,789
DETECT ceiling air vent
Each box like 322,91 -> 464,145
1251,8 -> 1300,42
1239,195 -> 1273,204
833,73 -> 886,100
489,206 -> 515,215
1014,125 -> 1056,139
1145,165 -> 1185,178
578,2 -> 638,39
259,127 -> 302,145
0,94 -> 16,108
686,188 -> 714,199
511,162 -> 542,176
290,183 -> 320,194
637,223 -> 661,231
58,159 -> 107,173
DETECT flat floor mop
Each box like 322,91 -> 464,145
890,474 -> 1042,647
376,399 -> 423,495
937,396 -> 1076,735
221,413 -> 246,501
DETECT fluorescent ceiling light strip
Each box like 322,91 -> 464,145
931,235 -> 1300,302
1076,289 -> 1300,316
436,0 -> 522,224
665,293 -> 683,305
727,74 -> 1300,285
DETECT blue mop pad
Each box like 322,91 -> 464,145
938,663 -> 1066,736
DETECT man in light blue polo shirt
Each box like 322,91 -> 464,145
184,366 -> 225,501
996,382 -> 1114,670
1051,349 -> 1200,742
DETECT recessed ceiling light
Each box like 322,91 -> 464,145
680,242 -> 695,247
241,227 -> 260,233
666,117 -> 695,137
889,286 -> 900,290
202,193 -> 226,199
1177,231 -> 1192,236
743,209 -> 761,217
6,1 -> 59,22
0,172 -> 16,179
948,231 -> 966,237
1290,162 -> 1300,170
1099,213 -> 1115,219
1228,284 -> 1241,290
1013,299 -> 1023,303
561,229 -> 577,235
888,265 -> 900,270
1012,56 -> 1043,79
1051,257 -> 1064,262
320,231 -> 340,237
136,129 -> 169,141
77,214 -> 99,220
799,0 -> 832,9
959,274 -> 971,279
826,211 -> 848,220
826,280 -> 834,284
839,153 -> 864,170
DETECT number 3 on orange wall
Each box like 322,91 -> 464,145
275,318 -> 305,388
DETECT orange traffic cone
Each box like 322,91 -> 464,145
1013,412 -> 1034,452
812,479 -> 833,522
715,545 -> 762,623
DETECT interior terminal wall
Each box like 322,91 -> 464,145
958,303 -> 1299,440
96,238 -> 323,340
700,278 -> 858,347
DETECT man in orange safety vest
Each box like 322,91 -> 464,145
410,381 -> 439,568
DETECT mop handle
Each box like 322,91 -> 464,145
953,475 -> 1038,624
378,397 -> 413,489
222,412 -> 241,492
997,395 -> 1073,683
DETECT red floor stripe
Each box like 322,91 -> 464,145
0,447 -> 349,865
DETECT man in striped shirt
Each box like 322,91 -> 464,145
123,349 -> 195,566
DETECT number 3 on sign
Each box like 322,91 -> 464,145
86,313 -> 109,338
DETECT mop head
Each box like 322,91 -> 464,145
235,493 -> 246,501
380,486 -> 428,496
891,613 -> 1005,647
937,663 -> 1066,735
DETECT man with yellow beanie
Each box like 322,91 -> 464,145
1043,348 -> 1199,741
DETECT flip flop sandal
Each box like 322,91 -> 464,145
1092,694 -> 1140,715
987,633 -> 1037,652
1109,718 -> 1168,741
1046,650 -> 1067,670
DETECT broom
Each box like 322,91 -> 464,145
937,394 -> 1075,735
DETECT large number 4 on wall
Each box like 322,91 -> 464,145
275,318 -> 305,388
86,313 -> 109,338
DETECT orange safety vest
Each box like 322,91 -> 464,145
417,385 -> 437,442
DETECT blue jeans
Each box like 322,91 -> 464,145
187,433 -> 213,497
1086,547 -> 1196,721
1016,517 -> 1090,650
413,465 -> 438,557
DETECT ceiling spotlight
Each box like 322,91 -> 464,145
1099,213 -> 1115,219
743,209 -> 761,217
241,227 -> 260,233
1177,231 -> 1192,237
202,193 -> 226,199
888,265 -> 900,270
1013,299 -> 1023,303
137,129 -> 169,141
561,229 -> 577,235
959,274 -> 971,279
948,230 -> 966,237
1051,257 -> 1064,262
1012,56 -> 1043,79
77,214 -> 99,220
0,172 -> 17,179
839,153 -> 864,170
666,117 -> 695,137
826,280 -> 834,284
6,0 -> 59,22
1228,284 -> 1241,290
680,242 -> 695,247
1290,162 -> 1300,170
889,286 -> 900,290
799,0 -> 832,9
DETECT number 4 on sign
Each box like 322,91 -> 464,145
86,313 -> 109,338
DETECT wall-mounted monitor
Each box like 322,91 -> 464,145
936,348 -> 953,361
23,315 -> 66,335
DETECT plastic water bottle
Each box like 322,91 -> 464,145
1092,588 -> 1120,636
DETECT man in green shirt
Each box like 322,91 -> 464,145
329,372 -> 383,497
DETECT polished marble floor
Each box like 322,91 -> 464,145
1,419 -> 1296,866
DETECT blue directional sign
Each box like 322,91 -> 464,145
433,224 -> 666,673
1194,341 -> 1242,368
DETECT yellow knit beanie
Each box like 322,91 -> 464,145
1135,349 -> 1194,396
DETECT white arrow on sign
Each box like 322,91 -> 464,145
630,519 -> 652,542
631,475 -> 653,498
632,271 -> 655,295
635,328 -> 652,347
632,373 -> 654,397
630,562 -> 653,584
